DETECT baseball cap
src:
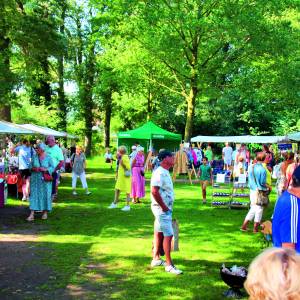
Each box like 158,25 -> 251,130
131,145 -> 137,150
158,150 -> 173,161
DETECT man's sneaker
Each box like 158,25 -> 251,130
165,265 -> 183,275
108,202 -> 117,209
85,191 -> 91,195
72,191 -> 77,195
121,205 -> 130,212
151,259 -> 166,267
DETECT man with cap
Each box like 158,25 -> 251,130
45,135 -> 64,199
150,150 -> 182,275
272,165 -> 300,253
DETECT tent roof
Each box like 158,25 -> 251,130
117,121 -> 182,141
0,120 -> 35,134
19,124 -> 76,139
191,135 -> 288,144
288,132 -> 300,142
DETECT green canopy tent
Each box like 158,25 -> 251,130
117,121 -> 182,152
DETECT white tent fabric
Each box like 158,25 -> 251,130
288,132 -> 300,142
0,120 -> 35,134
19,124 -> 76,139
191,135 -> 288,144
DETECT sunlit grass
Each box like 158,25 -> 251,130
4,157 -> 277,299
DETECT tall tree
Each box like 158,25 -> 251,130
95,0 -> 298,140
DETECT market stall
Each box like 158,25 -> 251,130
190,135 -> 288,144
117,121 -> 182,152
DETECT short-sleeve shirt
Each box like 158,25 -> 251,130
71,153 -> 86,175
151,166 -> 174,215
222,146 -> 233,161
248,163 -> 267,191
205,149 -> 213,161
200,164 -> 211,181
272,191 -> 300,253
15,145 -> 33,170
45,144 -> 64,169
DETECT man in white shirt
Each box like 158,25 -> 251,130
222,142 -> 233,170
150,150 -> 182,275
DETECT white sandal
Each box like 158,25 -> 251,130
26,215 -> 34,222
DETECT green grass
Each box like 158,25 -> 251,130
3,157 -> 277,299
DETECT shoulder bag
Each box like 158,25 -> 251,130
38,157 -> 53,182
252,165 -> 269,207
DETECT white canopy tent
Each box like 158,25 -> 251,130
191,135 -> 289,144
18,124 -> 76,139
288,132 -> 300,142
0,120 -> 35,135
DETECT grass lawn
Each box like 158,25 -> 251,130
3,157 -> 276,299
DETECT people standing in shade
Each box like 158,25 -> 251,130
272,166 -> 300,252
199,157 -> 212,204
222,142 -> 233,170
108,146 -> 131,211
14,139 -> 34,201
204,144 -> 213,165
26,143 -> 54,221
240,152 -> 268,233
150,150 -> 182,275
131,146 -> 145,203
263,144 -> 275,172
71,146 -> 91,196
45,135 -> 64,200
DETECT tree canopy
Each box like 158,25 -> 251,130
1,0 -> 299,150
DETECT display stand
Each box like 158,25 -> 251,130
212,173 -> 231,207
230,174 -> 250,209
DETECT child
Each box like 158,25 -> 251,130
199,157 -> 212,204
233,156 -> 246,193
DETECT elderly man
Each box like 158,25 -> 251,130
273,166 -> 300,253
150,150 -> 182,275
45,135 -> 64,199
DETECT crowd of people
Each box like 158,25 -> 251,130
104,141 -> 300,280
0,136 -> 91,221
2,136 -> 300,283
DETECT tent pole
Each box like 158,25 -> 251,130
149,138 -> 152,152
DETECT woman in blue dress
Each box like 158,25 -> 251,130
27,143 -> 54,221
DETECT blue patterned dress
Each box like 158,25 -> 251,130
29,154 -> 55,211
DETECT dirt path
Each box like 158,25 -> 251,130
0,206 -> 115,300
0,206 -> 67,300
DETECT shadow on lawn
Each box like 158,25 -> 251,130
78,253 -> 247,300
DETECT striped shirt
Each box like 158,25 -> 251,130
272,191 -> 299,252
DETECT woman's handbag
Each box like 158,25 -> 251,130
253,165 -> 270,207
42,172 -> 53,182
38,157 -> 53,182
256,190 -> 270,207
140,170 -> 145,177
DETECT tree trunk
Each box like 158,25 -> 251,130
0,105 -> 11,121
104,94 -> 112,148
0,26 -> 13,121
57,2 -> 67,132
184,85 -> 197,141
